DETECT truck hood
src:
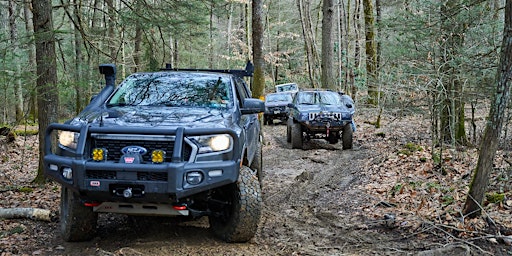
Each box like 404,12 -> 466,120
71,106 -> 233,129
265,101 -> 291,108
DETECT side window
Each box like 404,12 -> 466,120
234,77 -> 249,108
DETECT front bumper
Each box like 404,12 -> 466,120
44,124 -> 242,203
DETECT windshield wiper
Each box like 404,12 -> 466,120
106,103 -> 133,107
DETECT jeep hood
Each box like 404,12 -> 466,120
297,104 -> 353,114
71,106 -> 233,129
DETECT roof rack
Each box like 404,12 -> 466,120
161,61 -> 254,78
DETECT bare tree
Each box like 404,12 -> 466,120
9,0 -> 24,123
32,0 -> 59,183
321,0 -> 335,90
297,0 -> 320,88
463,0 -> 512,218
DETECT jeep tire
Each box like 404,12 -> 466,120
286,118 -> 292,143
60,186 -> 98,242
290,121 -> 303,149
342,123 -> 353,149
209,166 -> 262,242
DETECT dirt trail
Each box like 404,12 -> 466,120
2,123 -> 427,255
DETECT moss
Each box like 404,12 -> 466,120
17,186 -> 33,193
486,192 -> 505,204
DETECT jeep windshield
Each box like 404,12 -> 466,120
296,91 -> 341,105
107,72 -> 233,109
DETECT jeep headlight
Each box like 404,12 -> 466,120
191,134 -> 232,154
59,131 -> 79,149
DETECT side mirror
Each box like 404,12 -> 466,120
287,103 -> 295,108
241,98 -> 265,114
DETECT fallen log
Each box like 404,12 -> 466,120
0,208 -> 54,222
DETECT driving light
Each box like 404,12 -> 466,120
92,148 -> 107,161
186,171 -> 203,185
151,150 -> 165,163
59,131 -> 78,149
208,170 -> 223,177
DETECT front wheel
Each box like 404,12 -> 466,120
291,121 -> 303,149
209,166 -> 262,242
342,123 -> 353,149
286,118 -> 292,143
60,186 -> 98,242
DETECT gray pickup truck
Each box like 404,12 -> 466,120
43,62 -> 265,243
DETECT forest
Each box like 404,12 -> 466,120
1,0 -> 512,254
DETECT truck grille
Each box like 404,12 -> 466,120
86,170 -> 168,181
268,106 -> 286,112
92,138 -> 192,163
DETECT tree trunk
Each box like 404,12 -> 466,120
32,0 -> 59,184
321,0 -> 335,90
252,0 -> 265,99
0,208 -> 53,222
363,0 -> 378,105
297,0 -> 320,88
24,0 -> 37,123
463,0 -> 512,218
73,0 -> 84,115
9,0 -> 24,123
439,0 -> 467,145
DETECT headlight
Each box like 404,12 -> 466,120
59,131 -> 79,149
191,134 -> 232,154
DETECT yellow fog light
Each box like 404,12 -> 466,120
92,148 -> 106,161
152,150 -> 165,163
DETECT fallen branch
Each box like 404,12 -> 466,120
0,208 -> 54,222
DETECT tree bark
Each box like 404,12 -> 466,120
321,0 -> 335,90
32,0 -> 59,184
363,0 -> 378,105
463,0 -> 512,218
252,0 -> 265,99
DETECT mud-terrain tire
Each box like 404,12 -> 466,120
342,123 -> 353,149
209,166 -> 262,242
291,122 -> 303,149
286,118 -> 292,143
328,131 -> 339,144
250,137 -> 264,188
60,186 -> 98,242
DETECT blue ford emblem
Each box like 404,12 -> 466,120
121,146 -> 148,155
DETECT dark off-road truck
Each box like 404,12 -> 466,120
43,62 -> 265,243
287,90 -> 355,149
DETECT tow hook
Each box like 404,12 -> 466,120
326,122 -> 331,137
123,188 -> 132,198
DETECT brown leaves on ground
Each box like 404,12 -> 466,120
355,109 -> 512,245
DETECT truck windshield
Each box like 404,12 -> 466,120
107,72 -> 233,109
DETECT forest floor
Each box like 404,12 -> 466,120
1,108 -> 512,255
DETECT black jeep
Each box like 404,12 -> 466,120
286,90 -> 355,149
43,62 -> 265,243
